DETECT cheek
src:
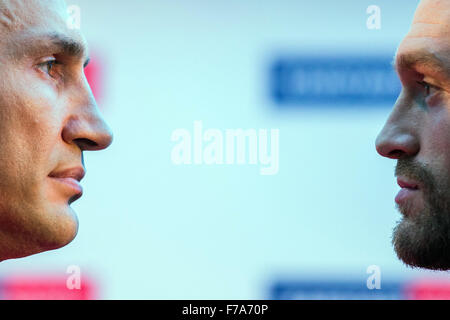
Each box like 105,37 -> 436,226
0,72 -> 64,181
421,103 -> 450,172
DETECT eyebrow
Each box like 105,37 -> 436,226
9,31 -> 90,66
392,50 -> 450,79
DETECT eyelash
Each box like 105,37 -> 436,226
37,58 -> 62,79
416,80 -> 438,97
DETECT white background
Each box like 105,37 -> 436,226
3,0 -> 446,299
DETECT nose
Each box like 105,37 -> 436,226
62,82 -> 113,151
375,108 -> 420,160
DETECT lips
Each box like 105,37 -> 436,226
395,177 -> 420,205
397,178 -> 419,190
48,167 -> 85,203
49,167 -> 85,182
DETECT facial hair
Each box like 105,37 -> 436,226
393,158 -> 450,270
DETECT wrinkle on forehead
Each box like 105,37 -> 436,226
0,0 -> 67,32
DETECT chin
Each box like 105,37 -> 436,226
1,212 -> 78,261
17,205 -> 81,259
40,206 -> 80,251
0,183 -> 82,261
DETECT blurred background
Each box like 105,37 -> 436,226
1,0 -> 450,300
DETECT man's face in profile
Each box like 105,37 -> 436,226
376,0 -> 450,270
0,0 -> 112,261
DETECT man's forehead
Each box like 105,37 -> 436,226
408,0 -> 450,39
0,0 -> 68,32
413,0 -> 450,23
393,0 -> 450,77
0,0 -> 88,62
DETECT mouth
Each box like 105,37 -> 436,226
48,167 -> 85,203
395,177 -> 420,205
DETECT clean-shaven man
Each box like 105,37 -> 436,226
0,0 -> 113,261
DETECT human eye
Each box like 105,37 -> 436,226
416,80 -> 440,97
36,57 -> 62,79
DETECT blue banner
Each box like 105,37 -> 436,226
271,280 -> 402,300
270,56 -> 401,106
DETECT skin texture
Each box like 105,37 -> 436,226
0,0 -> 113,261
376,0 -> 450,270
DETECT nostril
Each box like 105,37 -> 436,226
388,149 -> 406,159
74,138 -> 98,150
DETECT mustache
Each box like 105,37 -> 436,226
395,158 -> 436,192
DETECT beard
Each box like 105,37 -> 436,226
393,158 -> 450,270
